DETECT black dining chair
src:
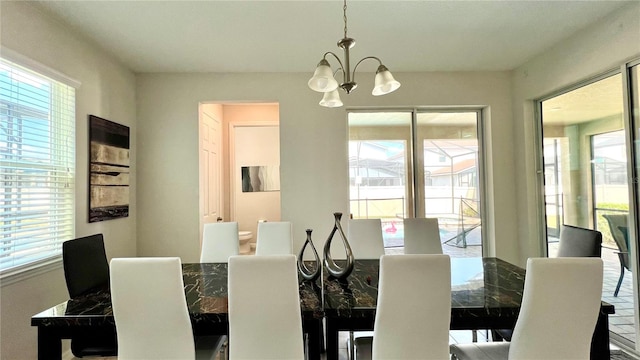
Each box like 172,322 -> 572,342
556,224 -> 602,258
62,234 -> 117,357
491,224 -> 602,342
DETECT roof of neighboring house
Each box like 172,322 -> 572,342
348,157 -> 405,178
429,158 -> 477,176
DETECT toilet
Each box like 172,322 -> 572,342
238,231 -> 253,255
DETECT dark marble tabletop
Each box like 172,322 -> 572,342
31,262 -> 324,330
321,257 -> 616,360
32,257 -> 614,330
323,257 -> 614,327
33,257 -> 615,360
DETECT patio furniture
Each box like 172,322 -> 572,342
603,214 -> 630,297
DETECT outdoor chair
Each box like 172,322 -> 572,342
603,214 -> 631,297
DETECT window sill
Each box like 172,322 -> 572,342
0,257 -> 63,287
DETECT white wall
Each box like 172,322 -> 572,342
136,71 -> 517,263
222,104 -> 280,238
512,1 -> 640,265
0,2 -> 137,359
233,125 -> 281,237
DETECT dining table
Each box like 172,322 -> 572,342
31,262 -> 324,360
32,257 -> 615,360
323,257 -> 615,360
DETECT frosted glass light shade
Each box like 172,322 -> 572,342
319,90 -> 343,108
372,65 -> 401,96
308,60 -> 339,92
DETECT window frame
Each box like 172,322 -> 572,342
0,48 -> 79,285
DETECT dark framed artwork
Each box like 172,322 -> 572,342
88,115 -> 130,222
241,165 -> 280,192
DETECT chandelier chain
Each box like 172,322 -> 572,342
343,0 -> 348,38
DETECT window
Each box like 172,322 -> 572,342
0,56 -> 76,276
348,110 -> 484,256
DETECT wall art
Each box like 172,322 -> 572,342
89,115 -> 130,222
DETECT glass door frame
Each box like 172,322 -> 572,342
347,109 -> 415,220
346,107 -> 488,254
534,68 -> 622,256
412,109 -> 487,256
534,58 -> 640,351
622,58 -> 640,350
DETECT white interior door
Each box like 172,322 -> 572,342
199,105 -> 222,234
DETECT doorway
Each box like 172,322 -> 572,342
198,103 -> 280,251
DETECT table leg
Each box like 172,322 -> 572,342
590,311 -> 610,360
306,319 -> 322,360
38,327 -> 62,360
325,319 -> 339,360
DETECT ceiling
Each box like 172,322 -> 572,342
32,0 -> 634,74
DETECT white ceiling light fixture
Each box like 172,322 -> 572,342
307,0 -> 400,108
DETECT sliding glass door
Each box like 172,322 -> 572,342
627,61 -> 640,351
348,112 -> 412,252
539,67 -> 640,351
348,110 -> 483,257
415,112 -> 482,256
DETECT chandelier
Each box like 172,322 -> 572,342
307,0 -> 401,108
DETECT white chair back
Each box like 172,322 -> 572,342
255,221 -> 293,256
403,218 -> 442,254
348,218 -> 385,259
228,255 -> 304,359
201,222 -> 240,263
509,257 -> 603,360
372,254 -> 451,360
110,257 -> 195,360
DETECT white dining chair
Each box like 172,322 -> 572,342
354,254 -> 451,360
450,257 -> 604,360
348,218 -> 385,259
227,255 -> 304,359
492,225 -> 603,342
403,217 -> 443,255
255,221 -> 294,256
344,218 -> 386,359
110,257 -> 226,360
201,221 -> 240,263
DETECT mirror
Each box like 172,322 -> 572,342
241,166 -> 280,192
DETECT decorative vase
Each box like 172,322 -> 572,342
298,229 -> 321,281
323,212 -> 354,279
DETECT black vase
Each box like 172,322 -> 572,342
323,212 -> 354,279
298,229 -> 321,281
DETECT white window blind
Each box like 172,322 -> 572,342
0,57 -> 76,275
